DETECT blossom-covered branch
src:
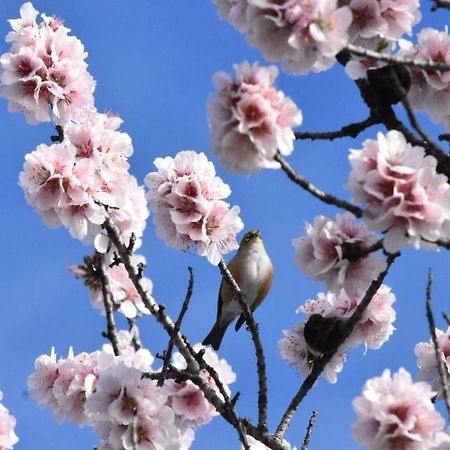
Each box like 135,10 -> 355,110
275,251 -> 399,438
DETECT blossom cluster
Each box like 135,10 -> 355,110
28,334 -> 235,450
352,368 -> 449,450
145,150 -> 243,265
19,112 -> 149,252
293,212 -> 386,298
348,130 -> 450,253
0,2 -> 95,125
207,61 -> 302,173
397,28 -> 450,131
0,391 -> 18,450
279,285 -> 396,382
214,0 -> 420,74
415,326 -> 450,400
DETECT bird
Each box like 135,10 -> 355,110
202,229 -> 273,350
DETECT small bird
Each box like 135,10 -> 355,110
202,229 -> 273,350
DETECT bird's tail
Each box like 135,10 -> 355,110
202,320 -> 231,351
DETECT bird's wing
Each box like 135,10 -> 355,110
252,263 -> 273,311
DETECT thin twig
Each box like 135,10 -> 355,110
432,0 -> 450,11
127,318 -> 143,351
159,267 -> 194,386
443,312 -> 450,327
402,98 -> 436,147
275,252 -> 399,438
301,411 -> 318,450
346,44 -> 450,71
94,252 -> 120,356
275,153 -> 363,217
295,116 -> 377,141
219,259 -> 269,433
425,269 -> 450,419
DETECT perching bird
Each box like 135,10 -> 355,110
202,229 -> 273,350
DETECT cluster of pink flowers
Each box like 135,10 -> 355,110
352,368 -> 446,450
0,391 -> 18,450
214,0 -> 420,74
279,285 -> 396,382
348,130 -> 450,253
293,212 -> 386,298
397,28 -> 450,130
415,326 -> 450,400
19,112 -> 148,252
28,335 -> 235,449
0,2 -> 95,125
145,150 -> 243,265
207,61 -> 302,173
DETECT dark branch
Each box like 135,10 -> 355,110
275,252 -> 399,438
159,267 -> 194,387
294,116 -> 377,141
432,0 -> 450,11
402,98 -> 437,147
425,269 -> 450,419
275,153 -> 363,217
301,411 -> 318,450
127,318 -> 143,351
94,252 -> 120,356
219,259 -> 269,433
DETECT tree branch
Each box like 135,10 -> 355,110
425,269 -> 450,419
159,267 -> 194,386
275,252 -> 399,438
275,153 -> 362,217
345,44 -> 450,71
294,116 -> 377,141
301,411 -> 318,450
94,252 -> 120,356
432,0 -> 450,11
218,259 -> 269,433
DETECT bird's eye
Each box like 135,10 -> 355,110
245,235 -> 250,241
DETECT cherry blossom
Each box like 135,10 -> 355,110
352,368 -> 445,450
293,212 -> 386,298
415,326 -> 450,400
397,28 -> 450,130
280,285 -> 395,382
145,150 -> 243,265
0,391 -> 18,450
348,130 -> 450,253
0,2 -> 95,125
215,0 -> 352,74
19,112 -> 148,252
279,323 -> 347,383
208,61 -> 302,173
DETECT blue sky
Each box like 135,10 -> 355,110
1,1 -> 450,449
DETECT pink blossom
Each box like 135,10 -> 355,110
397,28 -> 450,131
279,323 -> 347,383
19,113 -> 148,251
216,0 -> 352,74
293,212 -> 386,298
208,61 -> 302,173
28,348 -> 99,426
145,151 -> 243,264
415,327 -> 450,399
0,2 -> 95,125
352,368 -> 445,450
348,130 -> 450,252
0,391 -> 18,450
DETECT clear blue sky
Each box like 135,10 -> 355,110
1,2 -> 450,449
